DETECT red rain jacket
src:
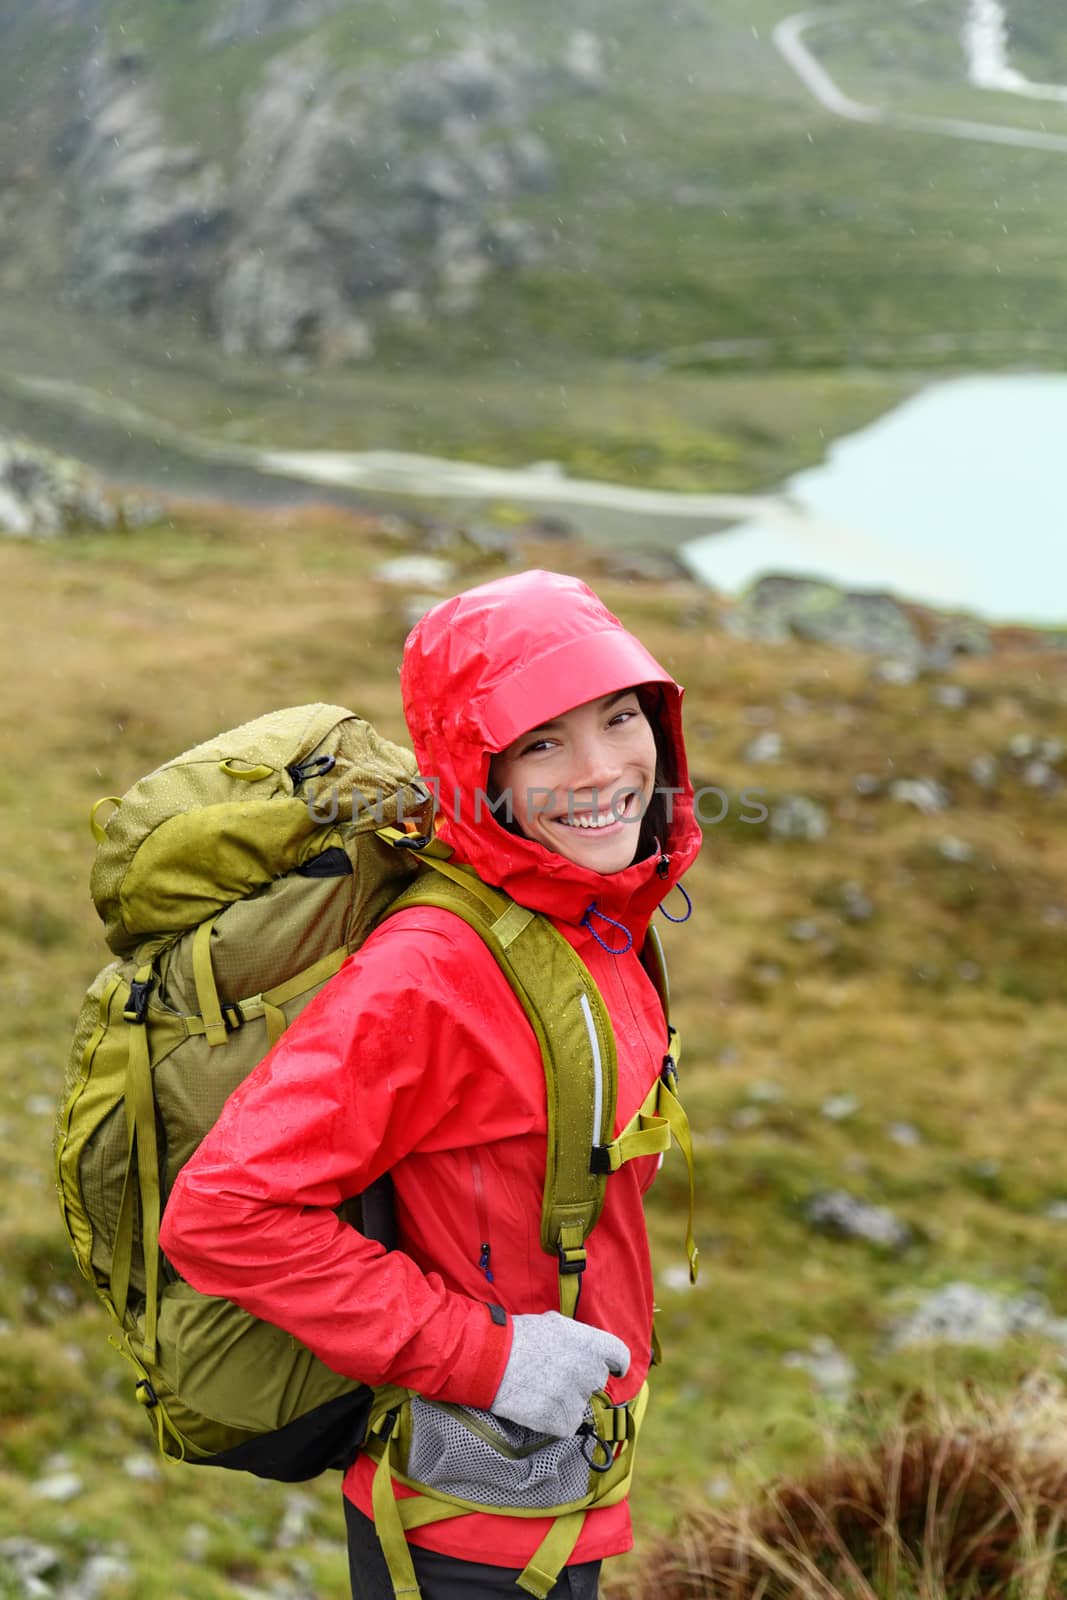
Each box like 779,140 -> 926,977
160,570 -> 701,1567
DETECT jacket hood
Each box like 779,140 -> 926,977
400,570 -> 701,939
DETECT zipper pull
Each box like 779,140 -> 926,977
479,1243 -> 494,1283
657,852 -> 671,879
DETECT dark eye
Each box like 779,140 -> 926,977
520,737 -> 554,756
609,707 -> 640,728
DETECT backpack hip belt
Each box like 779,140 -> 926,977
362,1378 -> 651,1600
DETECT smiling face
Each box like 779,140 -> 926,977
487,689 -> 658,875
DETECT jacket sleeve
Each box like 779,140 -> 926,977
158,911 -> 512,1409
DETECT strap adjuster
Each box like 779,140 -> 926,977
589,1145 -> 614,1175
123,980 -> 152,1025
221,1001 -> 244,1033
557,1244 -> 586,1276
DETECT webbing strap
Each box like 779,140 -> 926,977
518,1512 -> 586,1599
110,963 -> 162,1363
181,945 -> 350,1050
657,1075 -> 699,1283
259,946 -> 351,1047
191,916 -> 228,1047
371,1430 -> 422,1597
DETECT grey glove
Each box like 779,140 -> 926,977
491,1311 -> 631,1438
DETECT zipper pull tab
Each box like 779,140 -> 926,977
479,1243 -> 494,1283
657,852 -> 671,879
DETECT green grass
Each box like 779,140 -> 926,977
3,502 -> 1067,1594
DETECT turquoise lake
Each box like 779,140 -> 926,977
682,375 -> 1066,626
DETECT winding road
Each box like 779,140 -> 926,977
774,0 -> 1067,153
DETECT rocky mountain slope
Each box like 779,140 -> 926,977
1,0 -> 606,361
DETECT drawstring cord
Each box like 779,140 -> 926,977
659,883 -> 693,924
581,903 -> 634,954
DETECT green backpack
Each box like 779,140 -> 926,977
55,703 -> 696,1488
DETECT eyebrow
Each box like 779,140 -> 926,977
520,690 -> 636,739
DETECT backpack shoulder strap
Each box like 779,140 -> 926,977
379,836 -> 620,1318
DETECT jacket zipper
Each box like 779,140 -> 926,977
469,1150 -> 494,1283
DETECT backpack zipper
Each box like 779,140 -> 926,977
469,1151 -> 494,1283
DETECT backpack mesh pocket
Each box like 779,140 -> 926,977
406,1399 -> 593,1509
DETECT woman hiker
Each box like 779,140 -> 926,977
159,568 -> 701,1599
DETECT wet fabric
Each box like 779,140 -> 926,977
160,569 -> 702,1568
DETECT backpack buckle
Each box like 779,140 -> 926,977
221,1001 -> 244,1034
557,1243 -> 587,1276
661,1054 -> 678,1091
589,1145 -> 614,1176
123,980 -> 153,1025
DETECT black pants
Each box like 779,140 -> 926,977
344,1500 -> 601,1599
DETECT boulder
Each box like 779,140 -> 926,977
890,1283 -> 1067,1351
806,1190 -> 911,1251
732,574 -> 923,660
0,432 -> 150,538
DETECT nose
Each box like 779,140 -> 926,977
569,732 -> 622,797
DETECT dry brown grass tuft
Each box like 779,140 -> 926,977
632,1384 -> 1067,1600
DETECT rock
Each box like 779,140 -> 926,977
0,1539 -> 60,1599
64,52 -> 228,314
821,1094 -> 859,1121
889,777 -> 951,814
732,575 -> 923,660
933,613 -> 992,657
871,657 -> 920,686
887,1121 -> 922,1147
213,35 -> 558,358
932,683 -> 969,709
968,753 -> 999,788
1022,760 -> 1061,792
275,1491 -> 315,1551
743,730 -> 782,764
890,1283 -> 1067,1351
730,1105 -> 763,1130
659,1263 -> 699,1292
182,1526 -> 210,1562
0,432 -> 146,539
853,772 -> 882,797
373,556 -> 455,588
122,1452 -> 162,1482
746,1080 -> 784,1104
203,0 -> 351,48
521,513 -> 575,541
788,917 -> 821,943
65,1552 -> 133,1599
600,550 -> 688,583
562,30 -> 606,92
768,794 -> 829,842
937,834 -> 973,863
839,881 -> 874,921
806,1190 -> 911,1250
782,1336 -> 856,1402
1045,1201 -> 1067,1222
32,1470 -> 83,1503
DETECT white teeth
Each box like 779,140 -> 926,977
556,798 -> 630,830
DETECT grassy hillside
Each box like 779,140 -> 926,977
3,500 -> 1067,1595
1,0 -> 1066,496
